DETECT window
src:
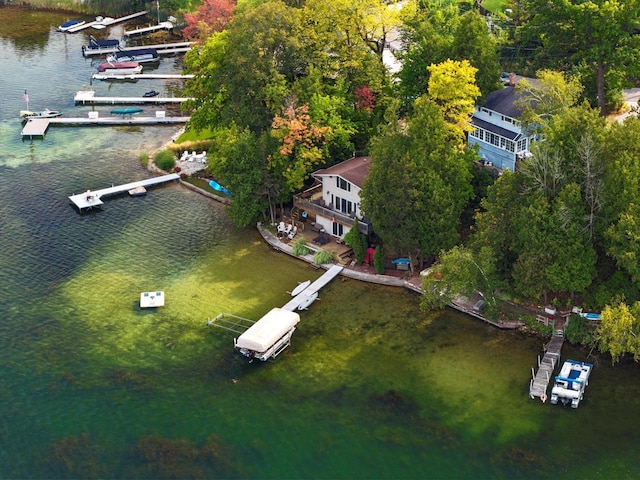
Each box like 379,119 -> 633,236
336,177 -> 351,192
332,222 -> 344,237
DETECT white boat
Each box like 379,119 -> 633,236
234,308 -> 301,361
128,186 -> 147,197
297,291 -> 318,310
550,359 -> 593,408
20,109 -> 63,119
57,20 -> 85,32
97,61 -> 143,75
290,280 -> 311,297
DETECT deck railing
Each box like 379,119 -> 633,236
293,195 -> 370,235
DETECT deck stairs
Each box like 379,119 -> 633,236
529,319 -> 565,401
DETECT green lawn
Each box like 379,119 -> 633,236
479,0 -> 506,14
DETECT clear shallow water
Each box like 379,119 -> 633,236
1,7 -> 639,479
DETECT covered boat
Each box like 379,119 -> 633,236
97,61 -> 143,75
109,48 -> 159,63
57,20 -> 85,32
234,308 -> 301,361
550,359 -> 593,408
111,107 -> 143,116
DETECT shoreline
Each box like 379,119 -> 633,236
150,130 -> 525,331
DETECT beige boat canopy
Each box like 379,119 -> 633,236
235,308 -> 301,353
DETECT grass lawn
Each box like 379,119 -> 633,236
480,0 -> 506,14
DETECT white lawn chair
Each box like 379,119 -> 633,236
288,225 -> 297,240
277,221 -> 286,233
180,151 -> 189,161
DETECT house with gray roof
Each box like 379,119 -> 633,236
468,84 -> 535,171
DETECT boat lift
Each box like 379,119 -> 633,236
206,312 -> 255,334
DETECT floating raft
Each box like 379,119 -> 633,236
140,291 -> 165,308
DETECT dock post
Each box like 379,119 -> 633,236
537,355 -> 541,367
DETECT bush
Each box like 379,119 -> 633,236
373,246 -> 385,274
313,249 -> 334,265
292,238 -> 309,256
154,149 -> 176,171
344,220 -> 367,264
565,314 -> 598,346
139,152 -> 149,167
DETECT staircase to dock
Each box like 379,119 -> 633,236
529,317 -> 565,401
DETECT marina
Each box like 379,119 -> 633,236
74,89 -> 192,104
68,173 -> 180,211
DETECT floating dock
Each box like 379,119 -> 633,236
74,90 -> 192,105
82,40 -> 194,57
68,173 -> 180,211
124,21 -> 176,37
65,11 -> 148,33
529,319 -> 565,402
92,73 -> 194,81
140,291 -> 165,308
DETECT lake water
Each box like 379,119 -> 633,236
0,7 -> 639,479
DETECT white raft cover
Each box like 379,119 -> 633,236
235,308 -> 300,353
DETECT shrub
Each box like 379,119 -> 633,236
344,220 -> 367,264
292,238 -> 309,256
313,249 -> 334,265
154,149 -> 176,171
373,246 -> 385,274
139,152 -> 149,167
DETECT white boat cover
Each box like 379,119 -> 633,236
235,308 -> 300,353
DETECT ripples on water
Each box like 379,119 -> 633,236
0,7 -> 639,480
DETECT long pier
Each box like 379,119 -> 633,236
66,11 -> 148,33
21,116 -> 190,139
68,173 -> 180,211
92,73 -> 194,81
124,21 -> 175,37
82,40 -> 194,57
74,90 -> 192,105
529,318 -> 565,401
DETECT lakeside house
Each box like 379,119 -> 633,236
468,80 -> 536,171
293,156 -> 371,240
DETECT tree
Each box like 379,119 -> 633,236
361,97 -> 474,269
598,301 -> 640,364
606,203 -> 640,287
518,0 -> 640,115
421,245 -> 499,318
182,0 -> 236,43
344,219 -> 367,265
427,59 -> 480,143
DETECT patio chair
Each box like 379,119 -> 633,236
288,225 -> 297,240
277,221 -> 287,233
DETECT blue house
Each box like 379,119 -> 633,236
468,84 -> 535,171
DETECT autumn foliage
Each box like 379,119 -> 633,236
183,0 -> 236,42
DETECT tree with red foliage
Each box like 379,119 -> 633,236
183,0 -> 236,42
354,85 -> 375,113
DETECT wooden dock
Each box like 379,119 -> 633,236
74,90 -> 192,105
68,173 -> 180,211
21,116 -> 190,139
92,73 -> 194,81
66,11 -> 148,33
529,318 -> 565,401
124,21 -> 175,37
82,40 -> 194,57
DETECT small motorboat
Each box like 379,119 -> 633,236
143,90 -> 160,97
97,61 -> 143,75
20,109 -> 63,119
57,20 -> 85,32
111,107 -> 143,116
128,186 -> 147,197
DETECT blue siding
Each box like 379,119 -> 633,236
469,138 -> 516,171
